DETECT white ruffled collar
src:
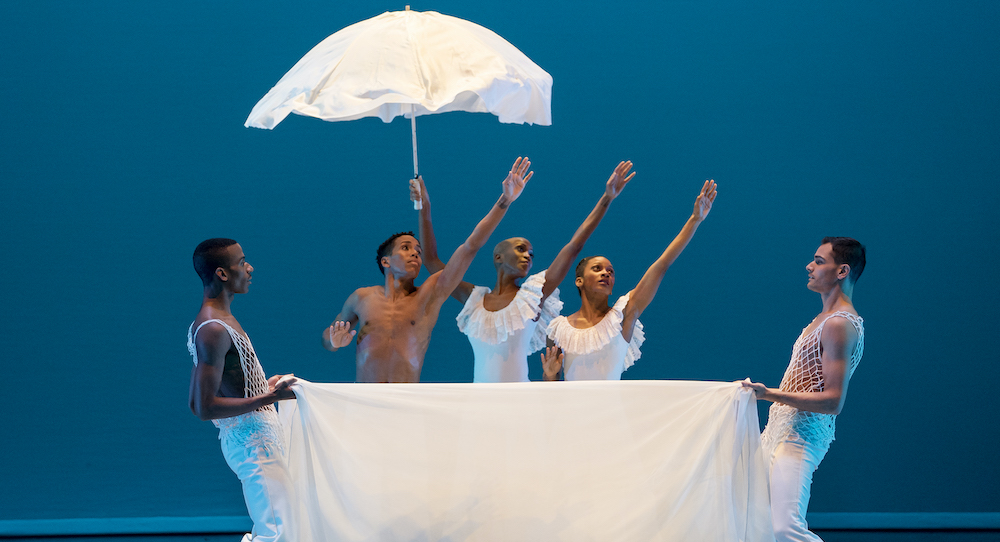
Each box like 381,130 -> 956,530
546,293 -> 645,370
456,270 -> 563,351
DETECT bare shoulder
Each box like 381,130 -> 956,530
821,314 -> 860,347
352,286 -> 382,303
191,319 -> 233,364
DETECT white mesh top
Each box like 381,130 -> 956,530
187,319 -> 282,450
456,270 -> 563,382
761,310 -> 865,457
546,293 -> 645,381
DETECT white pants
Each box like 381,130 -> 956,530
769,439 -> 828,542
221,437 -> 295,542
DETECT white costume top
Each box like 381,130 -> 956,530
546,293 -> 645,381
187,319 -> 283,452
457,270 -> 563,382
761,311 -> 865,457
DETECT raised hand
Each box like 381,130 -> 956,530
501,157 -> 533,204
327,321 -> 357,348
605,160 -> 636,200
693,179 -> 718,221
409,175 -> 429,207
541,345 -> 564,381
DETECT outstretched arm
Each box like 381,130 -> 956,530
542,161 -> 635,300
742,317 -> 858,414
189,323 -> 295,421
411,176 -> 474,304
425,157 -> 533,305
322,290 -> 361,351
625,180 -> 717,322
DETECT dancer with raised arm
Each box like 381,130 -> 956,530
542,180 -> 717,381
413,161 -> 635,382
187,238 -> 298,542
742,238 -> 866,542
322,157 -> 533,382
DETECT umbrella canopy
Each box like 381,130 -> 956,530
245,9 -> 552,129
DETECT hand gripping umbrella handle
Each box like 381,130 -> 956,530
411,109 -> 422,210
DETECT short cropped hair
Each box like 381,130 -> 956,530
376,231 -> 416,275
574,256 -> 598,296
193,238 -> 238,287
822,236 -> 866,283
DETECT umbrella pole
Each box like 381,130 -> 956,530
411,106 -> 421,210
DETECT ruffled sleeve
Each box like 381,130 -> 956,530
522,271 -> 563,353
456,271 -> 559,346
546,293 -> 645,370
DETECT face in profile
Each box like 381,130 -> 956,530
382,235 -> 422,278
805,243 -> 846,293
223,243 -> 253,293
576,256 -> 615,296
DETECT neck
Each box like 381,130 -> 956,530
819,282 -> 853,313
578,289 -> 611,321
384,273 -> 415,299
493,270 -> 522,295
202,284 -> 234,315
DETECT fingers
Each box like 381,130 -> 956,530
408,178 -> 421,201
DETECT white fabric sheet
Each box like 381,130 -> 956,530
279,380 -> 774,542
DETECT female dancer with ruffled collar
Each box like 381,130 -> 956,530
543,180 -> 717,381
412,161 -> 635,382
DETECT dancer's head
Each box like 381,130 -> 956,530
493,237 -> 534,277
574,256 -> 615,297
807,237 -> 865,292
193,238 -> 252,292
377,231 -> 422,278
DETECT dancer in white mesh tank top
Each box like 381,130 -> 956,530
412,161 -> 635,382
743,237 -> 866,542
542,179 -> 718,381
187,239 -> 298,542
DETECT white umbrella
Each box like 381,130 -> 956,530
245,7 -> 552,207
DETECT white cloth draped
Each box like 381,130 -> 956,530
278,380 -> 774,542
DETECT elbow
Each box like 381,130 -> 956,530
190,398 -> 213,421
826,396 -> 845,415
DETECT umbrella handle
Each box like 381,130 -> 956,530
412,110 -> 421,210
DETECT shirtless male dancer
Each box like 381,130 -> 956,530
412,161 -> 635,382
187,238 -> 298,542
742,237 -> 866,542
322,157 -> 533,382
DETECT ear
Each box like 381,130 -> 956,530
380,256 -> 390,270
575,276 -> 584,288
494,252 -> 502,262
838,264 -> 851,281
215,267 -> 228,282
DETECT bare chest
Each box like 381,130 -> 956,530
356,290 -> 433,340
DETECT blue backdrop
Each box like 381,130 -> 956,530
2,0 -> 998,521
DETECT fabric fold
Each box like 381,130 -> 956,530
280,379 -> 774,542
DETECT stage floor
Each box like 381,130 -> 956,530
3,531 -> 1000,542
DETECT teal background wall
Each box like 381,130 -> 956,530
2,0 -> 998,521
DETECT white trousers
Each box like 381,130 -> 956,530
221,437 -> 295,542
769,438 -> 828,542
